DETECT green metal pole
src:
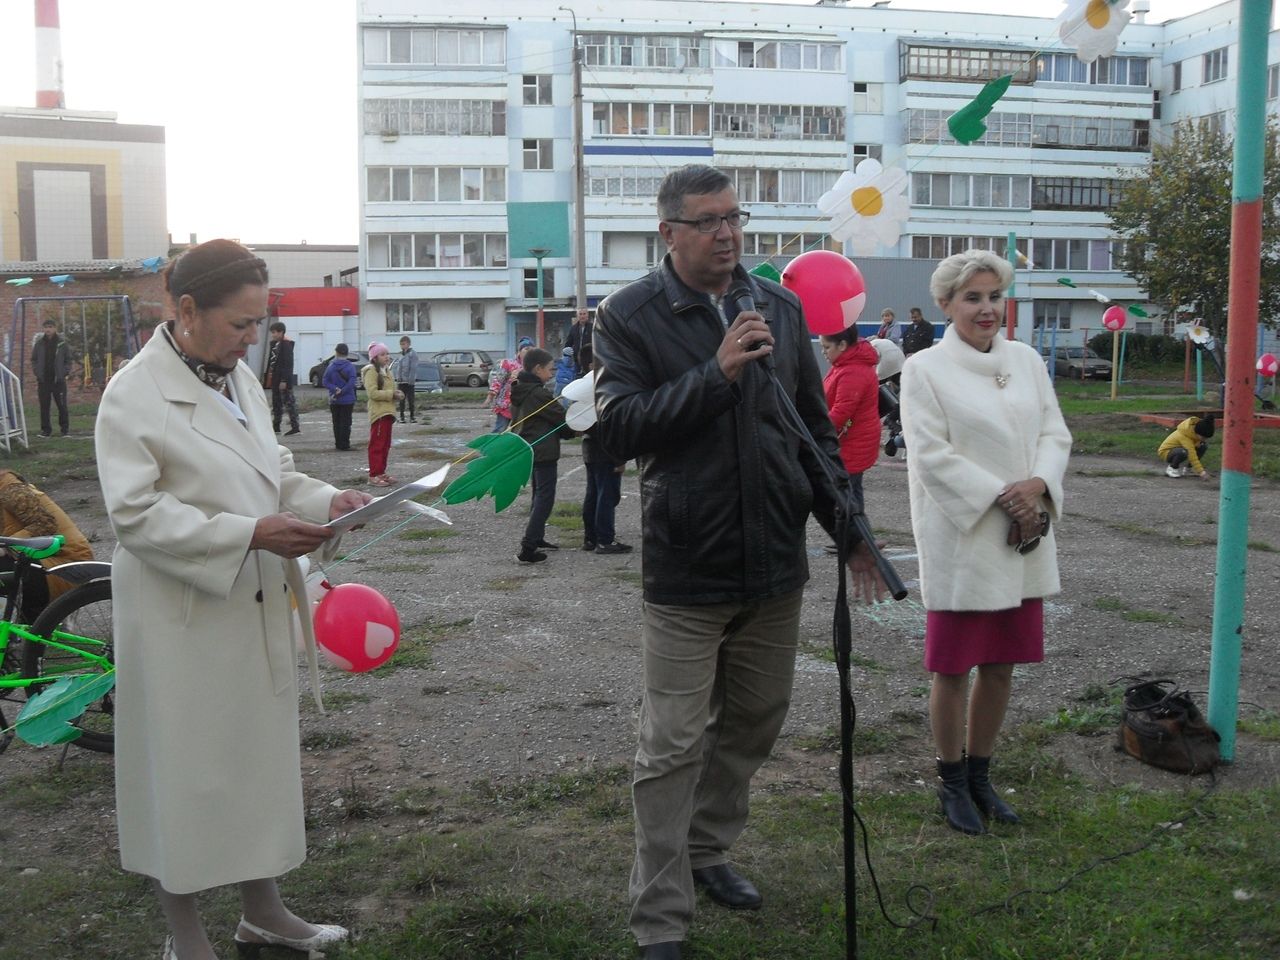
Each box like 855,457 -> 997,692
1208,0 -> 1272,761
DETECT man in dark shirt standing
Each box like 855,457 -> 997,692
30,319 -> 72,438
264,321 -> 300,436
901,306 -> 936,356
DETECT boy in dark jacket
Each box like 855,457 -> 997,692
322,343 -> 358,451
510,348 -> 567,563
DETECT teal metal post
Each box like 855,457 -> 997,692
1208,0 -> 1272,761
1117,329 -> 1128,385
1196,349 -> 1204,401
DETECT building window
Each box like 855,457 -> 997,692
524,267 -> 555,299
1204,47 -> 1228,84
712,39 -> 843,72
602,233 -> 663,269
911,173 -> 1032,209
851,82 -> 882,113
742,233 -> 838,256
851,144 -> 884,163
363,27 -> 504,66
1203,111 -> 1229,138
586,166 -> 667,197
367,166 -> 505,202
469,302 -> 487,331
523,139 -> 553,170
1029,238 -> 1118,272
363,99 -> 505,136
368,233 -> 505,268
581,33 -> 709,69
724,168 -> 839,205
385,302 -> 431,333
1034,301 -> 1072,330
910,235 -> 1028,259
1030,114 -> 1148,150
713,103 -> 845,141
1172,61 -> 1182,91
592,102 -> 710,137
522,74 -> 552,105
906,108 -> 1032,147
1031,177 -> 1118,211
901,43 -> 1036,83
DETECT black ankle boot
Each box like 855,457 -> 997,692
967,754 -> 1020,824
937,758 -> 986,834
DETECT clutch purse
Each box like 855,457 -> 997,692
1007,512 -> 1050,555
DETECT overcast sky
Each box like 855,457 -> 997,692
0,0 -> 1228,247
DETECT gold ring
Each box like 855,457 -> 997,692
737,338 -> 744,347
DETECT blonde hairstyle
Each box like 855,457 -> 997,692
929,249 -> 1014,306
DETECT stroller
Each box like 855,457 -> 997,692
870,338 -> 906,458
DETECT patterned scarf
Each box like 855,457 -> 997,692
161,322 -> 234,392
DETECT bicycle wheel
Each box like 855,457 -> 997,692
21,578 -> 115,753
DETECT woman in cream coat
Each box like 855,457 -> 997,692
96,240 -> 370,960
900,249 -> 1071,836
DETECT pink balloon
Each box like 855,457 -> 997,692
313,583 -> 400,672
1102,305 -> 1127,331
781,250 -> 867,335
1258,352 -> 1279,377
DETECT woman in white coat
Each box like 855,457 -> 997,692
96,240 -> 372,959
900,249 -> 1071,836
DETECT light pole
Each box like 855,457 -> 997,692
529,247 -> 551,347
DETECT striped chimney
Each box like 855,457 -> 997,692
35,0 -> 65,109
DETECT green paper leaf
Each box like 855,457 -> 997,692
16,671 -> 116,746
1056,277 -> 1078,288
946,74 -> 1013,145
1126,304 -> 1149,317
442,432 -> 534,513
750,262 -> 782,283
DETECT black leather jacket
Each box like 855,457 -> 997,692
593,256 -> 861,605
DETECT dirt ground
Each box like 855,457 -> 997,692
2,389 -> 1278,867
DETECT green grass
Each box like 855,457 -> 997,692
1239,710 -> 1280,741
545,500 -> 584,532
369,617 -> 473,675
3,732 -> 1278,959
1040,684 -> 1124,736
398,527 -> 461,541
1093,595 -> 1180,625
301,728 -> 359,751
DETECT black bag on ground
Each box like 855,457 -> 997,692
1118,678 -> 1220,775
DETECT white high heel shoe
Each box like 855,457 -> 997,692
162,936 -> 178,960
233,917 -> 349,958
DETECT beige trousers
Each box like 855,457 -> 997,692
629,589 -> 804,946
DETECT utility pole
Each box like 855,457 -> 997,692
561,7 -> 588,322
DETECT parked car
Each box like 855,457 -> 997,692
415,358 -> 446,394
1051,346 -> 1113,380
309,350 -> 370,388
432,350 -> 493,387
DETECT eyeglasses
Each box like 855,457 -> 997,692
666,211 -> 751,233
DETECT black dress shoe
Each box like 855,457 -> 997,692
595,541 -> 633,554
582,540 -> 597,551
284,427 -> 301,436
692,863 -> 762,910
639,942 -> 682,959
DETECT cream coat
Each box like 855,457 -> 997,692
900,325 -> 1071,611
96,329 -> 338,894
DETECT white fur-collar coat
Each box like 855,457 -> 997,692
900,325 -> 1072,611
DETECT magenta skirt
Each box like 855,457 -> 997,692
924,599 -> 1044,674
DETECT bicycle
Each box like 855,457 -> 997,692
0,534 -> 114,754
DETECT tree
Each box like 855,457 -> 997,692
1108,118 -> 1280,339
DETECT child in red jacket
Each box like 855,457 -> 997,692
820,327 -> 882,478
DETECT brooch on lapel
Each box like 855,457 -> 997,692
994,374 -> 1010,389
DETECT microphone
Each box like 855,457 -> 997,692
729,282 -> 775,370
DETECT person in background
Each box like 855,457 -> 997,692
95,238 -> 369,960
31,318 -> 72,438
264,321 -> 300,437
900,248 -> 1071,837
510,348 -> 567,563
393,336 -> 419,423
819,327 -> 881,482
580,423 -> 630,555
593,164 -> 885,959
875,308 -> 900,342
554,347 -> 577,398
0,469 -> 94,622
901,306 -> 935,357
362,343 -> 402,486
322,343 -> 358,451
1157,415 -> 1214,480
487,337 -> 533,432
565,308 -> 595,376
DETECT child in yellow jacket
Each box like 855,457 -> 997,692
1157,415 -> 1214,480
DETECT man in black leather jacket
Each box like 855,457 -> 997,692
593,165 -> 883,959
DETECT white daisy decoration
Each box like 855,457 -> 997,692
1058,0 -> 1132,64
817,159 -> 910,257
1187,323 -> 1212,345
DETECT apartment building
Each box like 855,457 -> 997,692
356,0 -> 1269,352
